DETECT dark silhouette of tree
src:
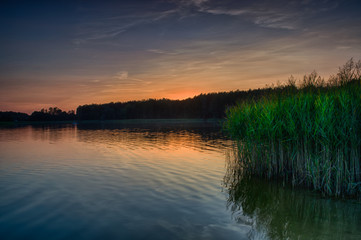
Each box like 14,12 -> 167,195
29,107 -> 76,121
0,111 -> 29,122
76,89 -> 274,121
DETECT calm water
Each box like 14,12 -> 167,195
0,121 -> 360,240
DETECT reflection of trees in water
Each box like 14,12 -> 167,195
1,121 -> 230,152
0,124 -> 77,143
76,121 -> 230,153
224,147 -> 361,240
29,124 -> 76,142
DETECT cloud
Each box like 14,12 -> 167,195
183,0 -> 208,7
147,49 -> 167,54
108,71 -> 151,87
203,9 -> 247,16
200,6 -> 299,30
253,14 -> 296,30
147,49 -> 180,55
74,19 -> 143,44
198,7 -> 296,29
74,9 -> 178,44
74,0 -> 340,45
194,0 -> 341,30
114,71 -> 128,80
336,46 -> 352,50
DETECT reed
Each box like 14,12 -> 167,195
224,59 -> 361,197
223,150 -> 361,239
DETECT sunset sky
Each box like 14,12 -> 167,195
1,0 -> 361,113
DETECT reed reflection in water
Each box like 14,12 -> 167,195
224,148 -> 361,240
2,122 -> 360,240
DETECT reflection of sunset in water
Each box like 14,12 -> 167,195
1,123 -> 248,240
1,123 -> 360,239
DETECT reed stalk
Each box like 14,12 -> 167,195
224,59 -> 361,198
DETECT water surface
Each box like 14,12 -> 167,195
0,122 -> 360,239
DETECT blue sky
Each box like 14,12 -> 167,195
1,0 -> 361,113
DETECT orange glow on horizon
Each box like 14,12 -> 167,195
160,90 -> 204,101
0,66 -> 350,114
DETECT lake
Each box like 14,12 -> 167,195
0,121 -> 360,240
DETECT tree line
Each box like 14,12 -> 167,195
2,59 -> 359,122
76,88 -> 277,120
0,84 -> 324,122
0,88 -> 277,122
0,107 -> 75,122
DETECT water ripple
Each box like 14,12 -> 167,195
0,123 -> 244,240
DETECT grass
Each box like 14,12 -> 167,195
224,59 -> 361,198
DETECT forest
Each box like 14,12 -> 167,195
76,87 -> 282,120
0,107 -> 75,122
0,86 -> 285,122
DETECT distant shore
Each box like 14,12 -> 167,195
0,118 -> 224,127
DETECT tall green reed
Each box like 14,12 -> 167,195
224,59 -> 361,197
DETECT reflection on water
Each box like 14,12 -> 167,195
1,122 -> 360,240
224,149 -> 361,240
76,121 -> 228,153
0,122 -> 251,240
